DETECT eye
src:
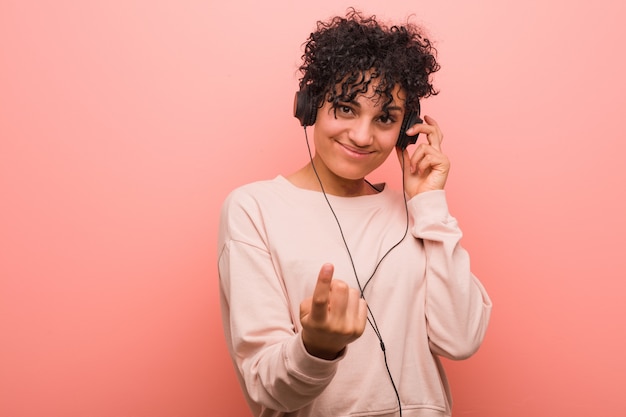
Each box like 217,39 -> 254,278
378,113 -> 397,125
333,103 -> 355,118
338,105 -> 352,114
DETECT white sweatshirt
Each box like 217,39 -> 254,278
218,175 -> 492,417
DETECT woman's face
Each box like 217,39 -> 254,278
312,84 -> 406,187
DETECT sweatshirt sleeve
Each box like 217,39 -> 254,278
218,192 -> 343,413
408,190 -> 492,360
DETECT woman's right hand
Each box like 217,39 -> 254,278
299,263 -> 368,360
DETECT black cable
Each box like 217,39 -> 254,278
303,126 -> 409,416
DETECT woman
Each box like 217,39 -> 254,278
218,9 -> 492,417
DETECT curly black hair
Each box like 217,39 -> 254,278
298,8 -> 440,115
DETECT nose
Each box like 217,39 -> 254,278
347,119 -> 374,147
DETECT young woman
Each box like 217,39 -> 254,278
218,9 -> 492,417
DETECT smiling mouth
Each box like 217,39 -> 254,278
338,142 -> 374,156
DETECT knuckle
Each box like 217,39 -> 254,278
312,295 -> 328,305
348,288 -> 362,299
331,280 -> 349,292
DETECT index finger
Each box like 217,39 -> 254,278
422,115 -> 443,151
406,115 -> 443,148
309,263 -> 334,322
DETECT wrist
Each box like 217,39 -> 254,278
301,333 -> 345,360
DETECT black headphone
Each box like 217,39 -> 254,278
293,88 -> 422,149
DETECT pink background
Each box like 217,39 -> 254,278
2,1 -> 625,416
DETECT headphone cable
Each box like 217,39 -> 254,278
303,126 -> 409,416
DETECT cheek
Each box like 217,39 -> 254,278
380,130 -> 400,151
379,146 -> 396,164
315,114 -> 343,136
312,121 -> 345,150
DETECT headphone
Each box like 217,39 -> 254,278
293,88 -> 422,149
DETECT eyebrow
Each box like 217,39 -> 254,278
384,106 -> 403,113
339,100 -> 404,113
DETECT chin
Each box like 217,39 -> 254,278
332,166 -> 376,181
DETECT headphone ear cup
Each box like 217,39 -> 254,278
293,89 -> 317,126
397,111 -> 423,149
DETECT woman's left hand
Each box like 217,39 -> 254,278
396,115 -> 450,198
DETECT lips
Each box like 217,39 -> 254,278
337,142 -> 374,158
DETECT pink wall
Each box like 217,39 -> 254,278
1,1 -> 625,416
